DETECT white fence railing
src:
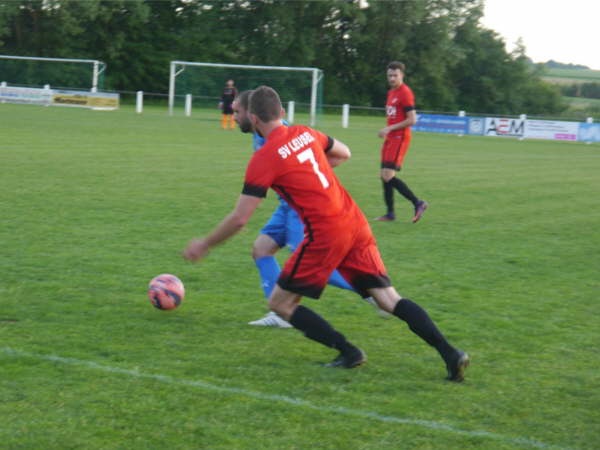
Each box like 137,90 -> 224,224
2,81 -> 598,143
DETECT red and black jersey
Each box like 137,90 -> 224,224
244,124 -> 389,299
242,125 -> 367,230
221,87 -> 238,106
386,83 -> 415,137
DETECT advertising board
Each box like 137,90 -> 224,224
578,123 -> 600,143
525,120 -> 579,141
484,118 -> 525,138
52,90 -> 119,109
0,86 -> 52,105
414,114 -> 469,135
0,86 -> 118,109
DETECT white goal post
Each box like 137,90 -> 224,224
168,61 -> 323,126
0,55 -> 106,92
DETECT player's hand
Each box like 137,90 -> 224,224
378,127 -> 390,138
182,239 -> 210,263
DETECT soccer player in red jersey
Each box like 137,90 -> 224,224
231,91 -> 389,328
183,86 -> 469,381
374,61 -> 428,223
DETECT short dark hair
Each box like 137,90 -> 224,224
249,85 -> 282,122
236,90 -> 253,110
387,61 -> 406,72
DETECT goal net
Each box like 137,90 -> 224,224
168,61 -> 324,126
0,55 -> 106,92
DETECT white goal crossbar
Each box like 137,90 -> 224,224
0,55 -> 106,92
169,61 -> 323,126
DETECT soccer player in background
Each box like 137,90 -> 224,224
232,90 -> 389,328
184,86 -> 469,381
374,61 -> 428,223
219,79 -> 238,130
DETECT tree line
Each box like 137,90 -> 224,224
0,0 -> 565,115
561,83 -> 600,100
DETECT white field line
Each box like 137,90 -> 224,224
2,347 -> 564,449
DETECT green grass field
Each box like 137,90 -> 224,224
1,103 -> 599,449
542,67 -> 600,85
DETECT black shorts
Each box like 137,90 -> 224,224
222,103 -> 234,115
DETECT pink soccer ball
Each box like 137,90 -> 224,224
147,274 -> 185,310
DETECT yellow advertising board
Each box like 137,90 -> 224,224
52,90 -> 119,109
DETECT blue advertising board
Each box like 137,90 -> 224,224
578,123 -> 600,143
413,114 -> 469,135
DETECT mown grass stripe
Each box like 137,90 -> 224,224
2,346 -> 565,449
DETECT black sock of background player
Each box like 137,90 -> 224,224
290,305 -> 357,355
393,298 -> 456,360
383,179 -> 395,215
390,177 -> 419,206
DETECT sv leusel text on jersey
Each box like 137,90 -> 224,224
277,131 -> 316,159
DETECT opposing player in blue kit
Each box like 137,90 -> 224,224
232,90 -> 389,327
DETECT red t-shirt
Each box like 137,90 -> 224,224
386,83 -> 415,138
243,125 -> 366,231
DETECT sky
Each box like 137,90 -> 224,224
481,0 -> 600,70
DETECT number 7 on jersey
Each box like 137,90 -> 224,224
296,148 -> 330,189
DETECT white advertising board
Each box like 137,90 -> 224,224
0,86 -> 52,105
524,120 -> 579,141
484,118 -> 525,138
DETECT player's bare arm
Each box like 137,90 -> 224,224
183,194 -> 262,262
325,138 -> 351,168
378,110 -> 417,138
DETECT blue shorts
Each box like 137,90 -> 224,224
260,201 -> 305,252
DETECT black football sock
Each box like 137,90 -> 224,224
393,298 -> 456,361
290,305 -> 357,354
390,177 -> 419,206
383,180 -> 395,215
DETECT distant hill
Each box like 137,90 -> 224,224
542,60 -> 590,70
542,67 -> 600,84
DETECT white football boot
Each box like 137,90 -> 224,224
248,311 -> 293,328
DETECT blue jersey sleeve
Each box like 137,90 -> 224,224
252,133 -> 265,151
